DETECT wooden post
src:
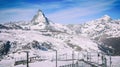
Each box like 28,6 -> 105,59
72,50 -> 74,67
56,50 -> 58,67
26,52 -> 29,67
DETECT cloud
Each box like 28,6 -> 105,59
47,0 -> 117,24
0,0 -> 117,24
0,8 -> 37,22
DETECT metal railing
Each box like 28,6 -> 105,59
13,51 -> 109,67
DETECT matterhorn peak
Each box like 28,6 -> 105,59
31,9 -> 49,25
101,15 -> 112,21
37,9 -> 45,16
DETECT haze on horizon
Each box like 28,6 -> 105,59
0,0 -> 120,24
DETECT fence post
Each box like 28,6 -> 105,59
66,53 -> 67,60
72,50 -> 74,67
55,50 -> 58,67
26,51 -> 29,67
76,61 -> 78,67
97,52 -> 100,64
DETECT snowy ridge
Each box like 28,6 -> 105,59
82,15 -> 120,39
99,15 -> 112,22
67,15 -> 120,39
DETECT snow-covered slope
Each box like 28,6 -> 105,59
0,29 -> 98,54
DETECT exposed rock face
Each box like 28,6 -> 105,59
100,37 -> 120,55
31,9 -> 49,25
28,9 -> 50,30
0,24 -> 9,29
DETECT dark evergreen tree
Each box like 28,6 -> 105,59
4,41 -> 11,55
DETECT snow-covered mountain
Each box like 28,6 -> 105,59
1,10 -> 71,33
0,9 -> 120,67
67,15 -> 120,40
0,9 -> 120,59
83,15 -> 120,39
31,9 -> 49,25
67,15 -> 120,55
0,10 -> 99,60
17,10 -> 72,34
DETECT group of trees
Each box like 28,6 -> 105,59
0,41 -> 11,55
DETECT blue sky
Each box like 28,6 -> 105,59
0,0 -> 120,24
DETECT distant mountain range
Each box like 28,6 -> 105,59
0,9 -> 120,57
